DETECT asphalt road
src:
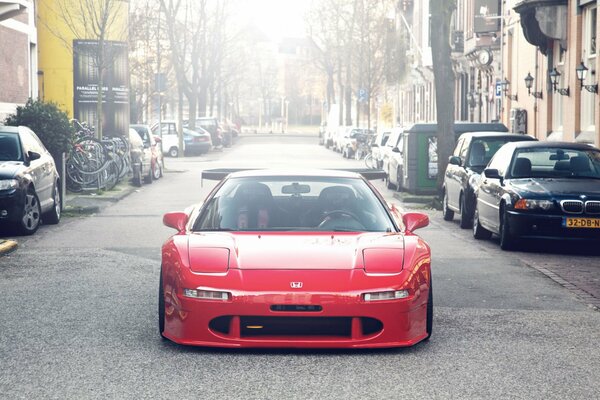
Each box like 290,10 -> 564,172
1,134 -> 599,399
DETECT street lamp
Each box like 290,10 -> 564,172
524,72 -> 543,99
575,61 -> 598,94
549,68 -> 570,96
500,78 -> 518,101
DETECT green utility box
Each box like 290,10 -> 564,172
401,122 -> 508,194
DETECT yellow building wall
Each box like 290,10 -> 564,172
37,0 -> 129,117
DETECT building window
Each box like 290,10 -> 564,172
581,5 -> 597,132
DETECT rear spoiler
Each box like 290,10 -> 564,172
201,168 -> 387,186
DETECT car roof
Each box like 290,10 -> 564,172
0,126 -> 19,134
403,122 -> 509,134
510,141 -> 599,150
457,132 -> 536,140
226,169 -> 364,179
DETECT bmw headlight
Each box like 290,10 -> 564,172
514,199 -> 554,211
0,179 -> 18,191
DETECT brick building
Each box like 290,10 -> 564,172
0,0 -> 37,121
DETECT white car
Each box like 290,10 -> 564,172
381,127 -> 404,190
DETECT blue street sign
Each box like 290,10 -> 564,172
358,88 -> 368,103
495,82 -> 502,98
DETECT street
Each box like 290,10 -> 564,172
1,134 -> 599,399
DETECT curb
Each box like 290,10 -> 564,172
0,239 -> 18,256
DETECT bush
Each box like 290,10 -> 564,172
4,99 -> 74,160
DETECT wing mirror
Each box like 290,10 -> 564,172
484,168 -> 502,179
392,147 -> 402,154
28,151 -> 41,162
448,156 -> 462,166
153,135 -> 162,143
163,212 -> 189,232
402,212 -> 429,232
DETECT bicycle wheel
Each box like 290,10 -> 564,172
364,153 -> 377,169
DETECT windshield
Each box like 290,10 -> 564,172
509,147 -> 600,179
0,132 -> 23,162
193,176 -> 395,232
468,137 -> 532,168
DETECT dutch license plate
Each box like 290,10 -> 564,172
563,217 -> 600,229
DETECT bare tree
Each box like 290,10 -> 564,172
430,0 -> 456,191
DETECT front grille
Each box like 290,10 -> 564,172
561,200 -> 584,214
241,316 -> 351,337
585,201 -> 600,215
209,316 -> 384,338
270,305 -> 323,312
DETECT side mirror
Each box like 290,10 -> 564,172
483,168 -> 502,179
163,212 -> 189,232
28,151 -> 41,162
392,147 -> 402,154
402,212 -> 429,232
448,156 -> 462,166
154,135 -> 162,143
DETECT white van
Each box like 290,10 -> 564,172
151,120 -> 183,157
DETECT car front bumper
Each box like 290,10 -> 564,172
162,269 -> 430,348
507,210 -> 600,241
0,188 -> 24,224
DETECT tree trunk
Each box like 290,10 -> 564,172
430,0 -> 456,193
177,87 -> 185,158
96,40 -> 105,140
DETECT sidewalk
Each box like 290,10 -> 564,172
63,181 -> 138,215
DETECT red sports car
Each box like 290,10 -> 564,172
160,169 -> 432,348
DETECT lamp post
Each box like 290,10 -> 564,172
576,61 -> 598,94
500,78 -> 518,101
549,68 -> 570,96
524,72 -> 543,99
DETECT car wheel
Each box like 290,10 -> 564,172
152,162 -> 161,180
385,173 -> 396,190
158,270 -> 166,339
43,182 -> 61,225
442,189 -> 454,221
396,167 -> 403,192
144,165 -> 153,184
168,147 -> 179,158
472,206 -> 492,240
133,166 -> 143,187
19,187 -> 41,235
499,208 -> 515,251
424,282 -> 433,341
459,194 -> 471,229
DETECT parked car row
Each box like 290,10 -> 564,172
321,126 -> 375,159
442,132 -> 600,250
149,118 -> 239,158
129,125 -> 164,187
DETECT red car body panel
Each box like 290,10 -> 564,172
161,231 -> 431,348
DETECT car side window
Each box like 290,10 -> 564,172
459,139 -> 470,160
487,145 -> 513,176
20,130 -> 44,155
453,138 -> 464,157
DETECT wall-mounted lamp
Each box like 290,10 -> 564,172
524,73 -> 543,99
500,78 -> 518,101
575,61 -> 598,94
467,91 -> 477,109
549,68 -> 570,96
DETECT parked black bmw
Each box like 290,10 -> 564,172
442,132 -> 536,228
473,141 -> 600,250
0,126 -> 61,235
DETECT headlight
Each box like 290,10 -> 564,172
183,289 -> 230,301
0,179 -> 18,191
362,290 -> 409,301
514,199 -> 554,211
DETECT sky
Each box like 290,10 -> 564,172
238,0 -> 310,41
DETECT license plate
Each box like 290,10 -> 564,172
563,217 -> 600,229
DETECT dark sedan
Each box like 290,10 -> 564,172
442,132 -> 536,228
183,128 -> 212,155
473,141 -> 600,250
0,126 -> 61,235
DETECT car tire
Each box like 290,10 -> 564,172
152,162 -> 162,180
144,165 -> 153,184
133,166 -> 143,187
473,206 -> 492,240
168,147 -> 179,158
396,167 -> 403,192
386,173 -> 396,190
43,182 -> 61,225
158,270 -> 166,340
424,282 -> 433,341
442,189 -> 454,221
459,194 -> 471,229
499,208 -> 515,251
19,187 -> 42,235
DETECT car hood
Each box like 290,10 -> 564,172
187,232 -> 404,270
0,161 -> 23,179
509,178 -> 600,198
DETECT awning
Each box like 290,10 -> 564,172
0,0 -> 28,22
514,0 -> 568,55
